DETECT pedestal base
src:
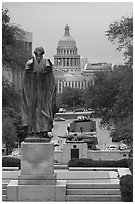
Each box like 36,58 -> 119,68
7,180 -> 67,201
7,142 -> 66,201
18,173 -> 57,185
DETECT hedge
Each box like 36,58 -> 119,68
68,158 -> 129,167
120,174 -> 133,202
2,157 -> 21,169
127,159 -> 133,174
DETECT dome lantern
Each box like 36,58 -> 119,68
64,24 -> 70,36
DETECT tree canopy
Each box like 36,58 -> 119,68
2,8 -> 26,152
106,16 -> 133,67
2,8 -> 29,69
59,87 -> 83,108
83,66 -> 133,143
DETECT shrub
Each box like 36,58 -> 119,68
127,158 -> 133,174
2,116 -> 17,154
2,157 -> 21,169
68,158 -> 129,167
120,174 -> 133,202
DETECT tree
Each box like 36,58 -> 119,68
2,75 -> 21,154
2,8 -> 29,152
106,16 -> 133,67
83,66 -> 133,143
2,79 -> 21,112
2,8 -> 29,69
60,87 -> 83,108
2,117 -> 17,154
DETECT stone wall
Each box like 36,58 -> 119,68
54,147 -> 129,164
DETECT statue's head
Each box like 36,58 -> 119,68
34,47 -> 45,63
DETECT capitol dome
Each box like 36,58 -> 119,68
58,24 -> 77,48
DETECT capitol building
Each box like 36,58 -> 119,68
53,24 -> 112,94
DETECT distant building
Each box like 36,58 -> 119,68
54,24 -> 81,75
3,31 -> 33,91
80,57 -> 88,71
12,31 -> 32,91
83,62 -> 113,78
53,25 -> 112,93
53,24 -> 91,93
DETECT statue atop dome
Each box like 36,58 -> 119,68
64,24 -> 70,36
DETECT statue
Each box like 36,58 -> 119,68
21,47 -> 56,142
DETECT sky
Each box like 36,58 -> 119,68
2,1 -> 133,64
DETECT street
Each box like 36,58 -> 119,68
52,118 -> 119,150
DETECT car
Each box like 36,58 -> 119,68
54,117 -> 65,121
77,116 -> 85,120
108,145 -> 117,150
11,151 -> 21,157
119,143 -> 128,150
59,108 -> 66,113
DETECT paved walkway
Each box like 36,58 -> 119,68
55,169 -> 119,184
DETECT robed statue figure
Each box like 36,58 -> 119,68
21,47 -> 56,141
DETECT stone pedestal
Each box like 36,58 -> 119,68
18,142 -> 56,185
7,141 -> 67,202
21,142 -> 54,175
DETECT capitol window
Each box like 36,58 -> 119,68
67,58 -> 69,66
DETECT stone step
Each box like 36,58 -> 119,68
2,195 -> 7,201
66,194 -> 121,202
2,189 -> 7,195
2,167 -> 19,171
67,183 -> 120,189
2,183 -> 8,189
67,188 -> 121,195
54,164 -> 68,169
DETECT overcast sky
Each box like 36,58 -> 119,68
2,1 -> 133,64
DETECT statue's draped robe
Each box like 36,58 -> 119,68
21,58 -> 56,133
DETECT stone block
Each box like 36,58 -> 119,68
18,185 -> 55,201
7,180 -> 18,201
18,173 -> 57,185
21,142 -> 54,175
56,180 -> 67,201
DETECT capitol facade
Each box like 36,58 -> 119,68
53,24 -> 93,94
53,24 -> 112,94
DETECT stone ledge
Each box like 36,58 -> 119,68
18,173 -> 57,185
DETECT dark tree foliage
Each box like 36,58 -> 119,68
2,79 -> 21,112
83,66 -> 133,143
2,8 -> 29,69
120,175 -> 133,202
60,87 -> 83,108
2,117 -> 17,154
2,8 -> 29,152
2,157 -> 21,169
2,79 -> 21,153
106,16 -> 133,66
